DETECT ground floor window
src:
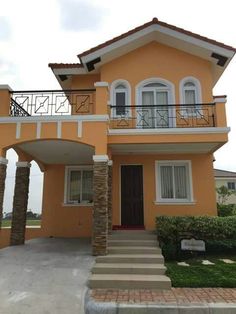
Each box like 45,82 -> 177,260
156,160 -> 193,202
65,166 -> 93,204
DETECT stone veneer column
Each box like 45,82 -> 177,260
92,155 -> 109,255
10,161 -> 31,246
0,157 -> 8,228
108,160 -> 113,234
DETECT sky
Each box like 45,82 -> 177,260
1,0 -> 236,213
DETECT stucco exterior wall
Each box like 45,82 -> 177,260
41,164 -> 93,237
112,153 -> 217,230
100,41 -> 213,103
0,227 -> 42,249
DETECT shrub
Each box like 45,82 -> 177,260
217,204 -> 236,217
156,215 -> 236,260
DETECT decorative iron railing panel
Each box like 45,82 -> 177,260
10,89 -> 95,117
109,103 -> 215,129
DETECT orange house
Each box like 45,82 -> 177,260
0,18 -> 235,255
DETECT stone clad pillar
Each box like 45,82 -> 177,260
10,161 -> 31,246
92,155 -> 109,255
108,160 -> 113,234
0,157 -> 8,227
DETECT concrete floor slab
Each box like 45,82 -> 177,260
0,237 -> 94,314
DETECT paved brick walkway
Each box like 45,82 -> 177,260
91,288 -> 236,304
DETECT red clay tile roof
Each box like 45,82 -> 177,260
78,18 -> 236,59
48,63 -> 84,69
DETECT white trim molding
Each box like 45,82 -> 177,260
64,165 -> 93,205
16,161 -> 31,168
154,201 -> 196,205
109,127 -> 230,135
110,79 -> 132,118
0,114 -> 109,124
155,160 -> 194,203
179,76 -> 202,104
94,82 -> 109,87
0,84 -> 13,91
93,155 -> 109,162
0,157 -> 8,165
214,97 -> 227,103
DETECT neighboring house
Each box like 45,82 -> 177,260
215,169 -> 236,204
0,18 -> 235,254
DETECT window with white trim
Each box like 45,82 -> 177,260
156,161 -> 192,202
111,81 -> 131,117
180,77 -> 202,117
65,166 -> 93,204
227,182 -> 236,191
183,82 -> 197,104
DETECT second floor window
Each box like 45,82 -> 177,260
183,82 -> 197,104
114,84 -> 127,116
180,77 -> 202,117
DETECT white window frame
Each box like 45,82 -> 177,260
64,166 -> 93,206
155,160 -> 194,203
110,79 -> 131,118
136,78 -> 176,128
179,77 -> 202,118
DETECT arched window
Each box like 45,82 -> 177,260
180,77 -> 202,104
136,78 -> 175,128
110,80 -> 131,117
180,77 -> 202,117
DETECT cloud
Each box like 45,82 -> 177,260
0,17 -> 11,40
58,0 -> 106,32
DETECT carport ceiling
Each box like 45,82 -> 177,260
18,140 -> 94,164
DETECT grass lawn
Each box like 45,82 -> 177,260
166,255 -> 236,288
1,220 -> 41,227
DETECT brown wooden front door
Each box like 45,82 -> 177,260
121,165 -> 144,226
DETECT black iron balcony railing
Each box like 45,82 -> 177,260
10,89 -> 96,117
109,103 -> 215,129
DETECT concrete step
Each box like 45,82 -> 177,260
88,274 -> 171,289
96,254 -> 164,264
109,233 -> 157,240
108,246 -> 161,254
92,263 -> 166,275
108,239 -> 158,247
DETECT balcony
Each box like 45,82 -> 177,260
9,89 -> 96,117
109,103 -> 216,129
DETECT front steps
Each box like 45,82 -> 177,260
88,230 -> 171,290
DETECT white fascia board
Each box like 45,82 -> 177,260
108,127 -> 230,136
153,24 -> 234,58
53,68 -> 87,75
81,24 -> 234,64
0,115 -> 109,124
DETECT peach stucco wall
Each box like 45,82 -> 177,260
41,165 -> 93,237
0,227 -> 42,249
101,41 -> 213,103
112,153 -> 217,230
37,153 -> 217,236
